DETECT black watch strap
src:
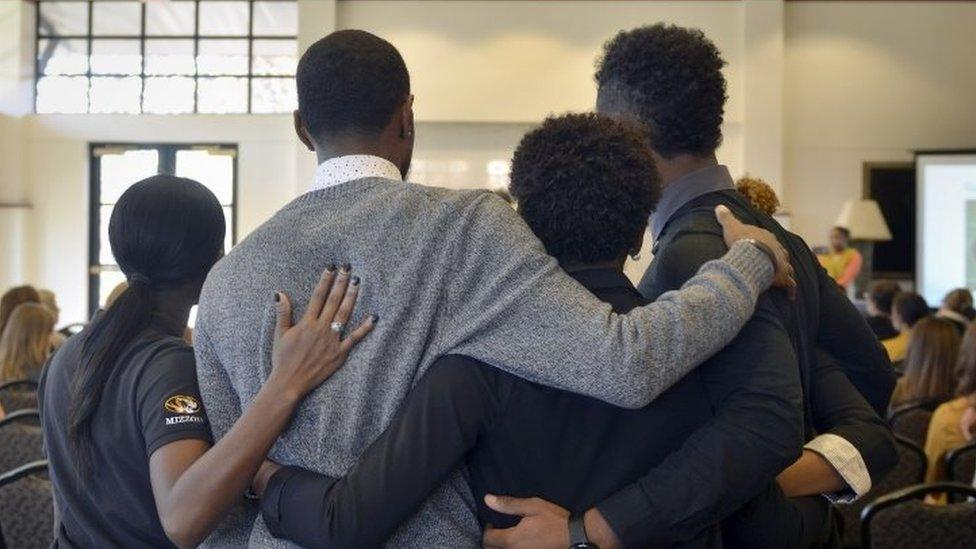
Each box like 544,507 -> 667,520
569,511 -> 598,548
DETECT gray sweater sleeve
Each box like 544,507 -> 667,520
439,194 -> 774,409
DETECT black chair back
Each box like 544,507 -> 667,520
862,482 -> 976,549
835,436 -> 926,547
0,379 -> 39,415
888,400 -> 941,447
0,410 -> 44,475
945,440 -> 976,499
0,460 -> 53,549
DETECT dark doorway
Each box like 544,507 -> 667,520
863,162 -> 915,280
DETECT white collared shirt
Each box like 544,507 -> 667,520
309,154 -> 403,193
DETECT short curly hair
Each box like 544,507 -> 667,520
508,113 -> 660,265
595,24 -> 727,158
297,30 -> 410,141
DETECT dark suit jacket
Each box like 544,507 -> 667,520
631,189 -> 898,548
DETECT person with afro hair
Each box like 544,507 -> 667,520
490,24 -> 897,549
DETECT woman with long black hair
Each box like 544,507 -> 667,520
39,175 -> 375,548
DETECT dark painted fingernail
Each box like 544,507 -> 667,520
350,276 -> 361,286
274,292 -> 280,302
370,314 -> 379,324
341,263 -> 352,273
326,264 -> 337,273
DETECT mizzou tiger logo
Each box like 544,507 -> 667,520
164,395 -> 201,415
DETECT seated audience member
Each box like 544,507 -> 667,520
817,226 -> 862,290
0,285 -> 40,342
884,292 -> 931,363
0,303 -> 55,383
39,175 -> 375,548
866,280 -> 902,341
38,289 -> 66,349
252,112 -> 805,549
890,317 -> 961,409
938,288 -> 974,336
923,323 -> 976,482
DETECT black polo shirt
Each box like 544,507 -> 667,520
39,314 -> 212,548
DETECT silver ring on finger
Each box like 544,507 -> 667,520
330,321 -> 345,334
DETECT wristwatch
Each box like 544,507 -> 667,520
568,511 -> 600,549
740,237 -> 778,269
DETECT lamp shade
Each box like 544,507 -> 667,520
835,199 -> 892,241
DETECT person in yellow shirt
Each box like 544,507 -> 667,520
923,322 -> 976,483
817,226 -> 863,290
882,292 -> 930,364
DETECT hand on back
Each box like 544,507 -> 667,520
269,265 -> 376,402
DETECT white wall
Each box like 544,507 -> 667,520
0,1 -> 34,290
783,1 -> 976,245
335,0 -> 758,179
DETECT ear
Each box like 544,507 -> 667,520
400,95 -> 415,139
293,110 -> 314,151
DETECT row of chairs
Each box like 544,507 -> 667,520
833,399 -> 976,548
0,460 -> 52,549
0,379 -> 52,548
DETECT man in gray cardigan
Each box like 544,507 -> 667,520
194,30 -> 794,548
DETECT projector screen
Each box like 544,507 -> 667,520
917,152 -> 976,304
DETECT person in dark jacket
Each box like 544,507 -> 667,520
483,24 -> 897,549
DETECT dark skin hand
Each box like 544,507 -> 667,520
775,450 -> 847,498
715,205 -> 797,298
482,496 -> 620,549
148,266 -> 375,548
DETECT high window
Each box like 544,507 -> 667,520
36,0 -> 298,114
89,143 -> 237,315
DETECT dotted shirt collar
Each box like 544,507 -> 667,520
310,154 -> 403,193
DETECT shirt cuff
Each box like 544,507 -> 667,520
805,433 -> 871,503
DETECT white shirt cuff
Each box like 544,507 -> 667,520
804,433 -> 871,503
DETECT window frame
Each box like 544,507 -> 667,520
35,0 -> 297,114
88,142 -> 239,318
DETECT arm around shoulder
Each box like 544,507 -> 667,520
439,193 -> 775,409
